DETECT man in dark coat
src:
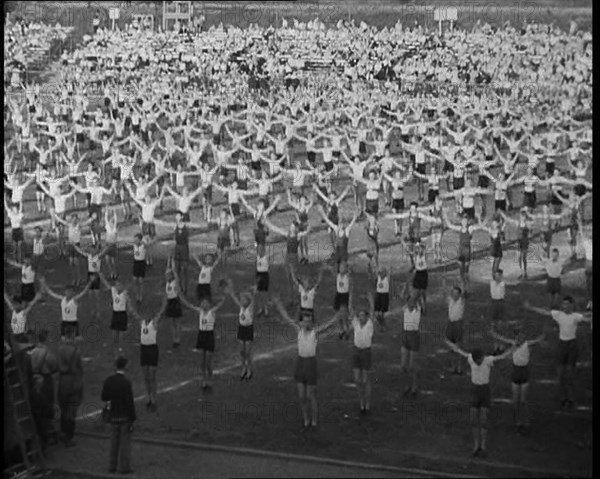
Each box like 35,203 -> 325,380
101,356 -> 136,474
57,324 -> 84,447
29,329 -> 58,450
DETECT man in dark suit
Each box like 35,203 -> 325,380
101,356 -> 136,474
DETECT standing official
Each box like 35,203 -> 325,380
57,325 -> 84,447
101,356 -> 136,475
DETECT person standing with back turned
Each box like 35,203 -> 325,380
101,356 -> 136,475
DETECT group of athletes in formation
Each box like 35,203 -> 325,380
4,16 -> 593,458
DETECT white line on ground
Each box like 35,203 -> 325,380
76,342 -> 297,421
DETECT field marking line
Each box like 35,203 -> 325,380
76,342 -> 297,421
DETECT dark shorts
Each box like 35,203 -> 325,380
61,321 -> 79,337
21,283 -> 35,302
203,185 -> 213,202
12,228 -> 24,242
231,203 -> 241,217
142,222 -> 156,238
140,344 -> 159,367
374,293 -> 389,313
542,230 -> 552,246
445,320 -> 464,344
463,207 -> 475,220
174,244 -> 189,262
574,183 -> 587,197
165,297 -> 182,318
471,384 -> 491,409
89,203 -> 102,219
491,241 -> 503,259
547,277 -> 561,295
546,161 -> 555,176
524,191 -> 536,209
88,272 -> 100,290
453,177 -> 464,190
352,347 -> 372,371
196,330 -> 215,352
307,151 -> 317,165
494,199 -> 507,211
416,163 -> 426,175
196,284 -> 212,303
511,365 -> 530,385
256,271 -> 269,291
299,308 -> 314,323
334,292 -> 350,311
366,198 -> 379,215
110,311 -> 128,331
133,260 -> 146,278
459,246 -> 472,263
557,339 -> 578,367
478,175 -> 490,188
428,189 -> 439,204
402,330 -> 420,352
518,237 -> 529,251
237,324 -> 254,342
392,198 -> 405,211
413,270 -> 428,290
491,299 -> 505,323
178,211 -> 191,222
294,356 -> 317,386
106,243 -> 117,258
217,235 -> 230,251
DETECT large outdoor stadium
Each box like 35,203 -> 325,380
3,1 -> 593,478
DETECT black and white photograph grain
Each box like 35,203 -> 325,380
3,1 -> 593,478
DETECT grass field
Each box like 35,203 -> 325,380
5,158 -> 593,477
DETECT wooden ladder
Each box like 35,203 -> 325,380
3,334 -> 46,479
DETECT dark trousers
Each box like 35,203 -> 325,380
109,420 -> 132,472
58,376 -> 82,443
31,376 -> 55,448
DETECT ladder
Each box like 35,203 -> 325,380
3,334 -> 46,479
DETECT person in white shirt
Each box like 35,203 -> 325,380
254,244 -> 271,317
178,274 -> 227,390
6,256 -> 38,303
330,261 -> 352,339
445,340 -> 514,457
398,281 -> 426,398
99,273 -> 130,349
130,189 -> 166,267
72,242 -> 110,317
131,233 -> 148,303
489,268 -> 508,354
544,248 -> 565,309
4,198 -> 24,263
445,279 -> 467,375
163,263 -> 183,350
490,327 -> 545,434
43,278 -> 92,339
4,289 -> 43,342
348,297 -> 375,414
273,297 -> 338,431
193,252 -> 222,305
525,296 -> 592,408
129,292 -> 167,413
579,219 -> 592,311
54,213 -> 93,286
30,226 -> 47,273
227,279 -> 257,381
290,265 -> 328,323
